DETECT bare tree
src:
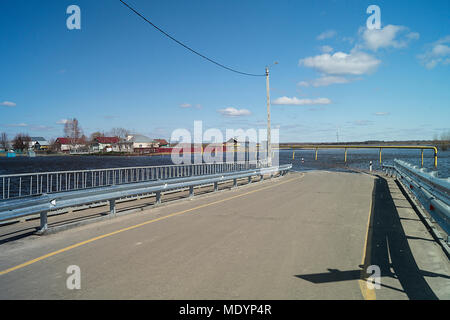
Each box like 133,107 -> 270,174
12,133 -> 31,151
64,118 -> 83,148
433,130 -> 450,151
433,133 -> 439,142
440,130 -> 450,141
0,132 -> 8,150
110,127 -> 130,140
90,131 -> 104,142
48,138 -> 57,152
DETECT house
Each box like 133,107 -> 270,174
117,140 -> 133,153
222,138 -> 255,153
126,134 -> 157,153
153,139 -> 169,147
30,137 -> 50,150
223,138 -> 240,149
91,136 -> 120,152
55,137 -> 87,152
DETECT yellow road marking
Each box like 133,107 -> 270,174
0,174 -> 304,276
358,179 -> 377,300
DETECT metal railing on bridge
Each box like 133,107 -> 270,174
0,161 -> 261,201
0,164 -> 292,233
382,159 -> 449,244
281,145 -> 439,168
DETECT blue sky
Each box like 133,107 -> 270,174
0,0 -> 449,142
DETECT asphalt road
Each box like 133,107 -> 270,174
0,171 -> 448,299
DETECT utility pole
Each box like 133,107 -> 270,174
266,67 -> 272,167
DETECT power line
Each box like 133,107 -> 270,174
118,0 -> 266,77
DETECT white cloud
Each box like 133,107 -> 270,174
56,119 -> 69,124
342,37 -> 355,44
299,76 -> 355,87
320,45 -> 333,53
348,120 -> 374,126
29,125 -> 54,131
217,107 -> 251,117
272,97 -> 332,106
432,44 -> 450,56
180,103 -> 202,109
0,101 -> 16,107
299,50 -> 381,75
297,81 -> 310,87
317,30 -> 336,40
374,112 -> 390,116
6,123 -> 28,127
418,35 -> 450,69
360,25 -> 419,51
407,32 -> 420,40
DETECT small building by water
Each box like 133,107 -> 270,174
6,150 -> 16,158
30,137 -> 50,151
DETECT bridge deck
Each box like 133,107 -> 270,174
0,171 -> 448,299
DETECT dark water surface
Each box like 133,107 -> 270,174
280,149 -> 450,178
0,149 -> 449,178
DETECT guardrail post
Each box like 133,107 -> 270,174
233,178 -> 237,188
156,191 -> 161,205
38,212 -> 48,234
214,182 -> 218,192
248,176 -> 252,184
421,149 -> 424,168
109,199 -> 116,215
189,186 -> 194,197
434,149 -> 438,168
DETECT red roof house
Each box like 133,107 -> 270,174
154,139 -> 169,147
95,137 -> 120,144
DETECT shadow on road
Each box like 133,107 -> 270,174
295,175 -> 446,300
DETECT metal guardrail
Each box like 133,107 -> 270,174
281,145 -> 439,167
0,164 -> 292,233
382,159 -> 449,239
0,161 -> 261,201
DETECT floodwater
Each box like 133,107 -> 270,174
0,149 -> 449,178
279,149 -> 450,178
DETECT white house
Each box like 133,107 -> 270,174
30,137 -> 50,150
